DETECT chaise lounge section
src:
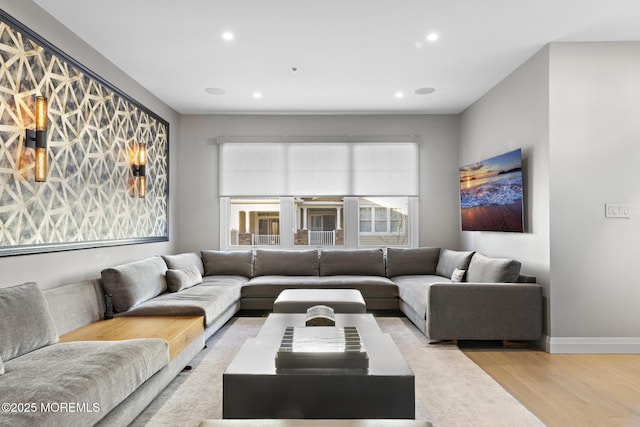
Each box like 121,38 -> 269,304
388,248 -> 542,341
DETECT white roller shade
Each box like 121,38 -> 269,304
352,143 -> 418,196
287,143 -> 351,195
218,138 -> 419,196
219,143 -> 285,196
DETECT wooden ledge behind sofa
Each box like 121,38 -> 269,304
59,316 -> 204,361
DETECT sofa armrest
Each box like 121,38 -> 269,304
427,282 -> 543,341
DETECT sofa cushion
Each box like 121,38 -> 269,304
0,339 -> 167,426
386,247 -> 441,278
166,264 -> 203,292
43,280 -> 104,336
162,252 -> 205,276
435,249 -> 474,278
466,252 -> 522,283
319,248 -> 385,276
0,282 -> 59,362
101,256 -> 168,313
254,249 -> 319,276
394,274 -> 451,321
118,278 -> 243,327
242,275 -> 398,299
201,250 -> 253,277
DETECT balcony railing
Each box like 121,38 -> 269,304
309,230 -> 336,246
252,234 -> 280,245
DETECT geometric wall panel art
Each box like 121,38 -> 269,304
0,10 -> 168,256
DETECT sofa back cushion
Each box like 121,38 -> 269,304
254,249 -> 319,276
435,249 -> 475,279
466,252 -> 522,283
166,264 -> 203,292
386,247 -> 441,277
162,252 -> 205,276
101,256 -> 168,313
319,248 -> 385,276
43,280 -> 104,336
0,282 -> 59,362
201,250 -> 253,277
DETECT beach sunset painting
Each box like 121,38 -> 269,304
459,148 -> 524,232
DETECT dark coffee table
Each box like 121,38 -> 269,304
223,313 -> 415,419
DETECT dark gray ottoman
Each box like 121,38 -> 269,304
273,289 -> 366,313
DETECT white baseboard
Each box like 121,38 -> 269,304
540,335 -> 640,353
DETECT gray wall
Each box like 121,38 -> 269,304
0,1 -> 180,289
460,42 -> 640,352
548,42 -> 640,348
176,114 -> 460,252
458,47 -> 551,334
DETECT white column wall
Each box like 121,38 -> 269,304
548,42 -> 640,351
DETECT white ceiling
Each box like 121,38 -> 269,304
34,0 -> 640,115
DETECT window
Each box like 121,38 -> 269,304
218,137 -> 419,249
294,197 -> 344,246
222,196 -> 416,249
359,207 -> 371,233
358,197 -> 409,247
228,198 -> 280,246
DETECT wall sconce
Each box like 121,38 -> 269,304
129,141 -> 147,198
24,96 -> 48,182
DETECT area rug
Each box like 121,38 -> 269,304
130,316 -> 544,427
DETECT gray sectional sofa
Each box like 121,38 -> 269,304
0,246 -> 542,426
102,251 -> 246,341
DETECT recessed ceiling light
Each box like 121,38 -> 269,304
253,92 -> 262,99
205,87 -> 226,95
415,87 -> 436,95
426,33 -> 439,42
222,32 -> 234,41
395,92 -> 404,99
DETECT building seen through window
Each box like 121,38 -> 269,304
229,198 -> 280,246
228,196 -> 409,247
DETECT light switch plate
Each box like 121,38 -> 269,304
605,203 -> 630,218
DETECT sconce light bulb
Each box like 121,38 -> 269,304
138,143 -> 146,166
35,96 -> 48,131
138,175 -> 146,198
35,146 -> 47,182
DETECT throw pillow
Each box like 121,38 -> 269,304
201,250 -> 253,277
101,256 -> 168,313
162,252 -> 205,276
435,249 -> 475,278
0,282 -> 59,362
451,268 -> 466,282
465,252 -> 522,283
166,264 -> 203,292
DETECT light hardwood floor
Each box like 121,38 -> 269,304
462,347 -> 640,426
